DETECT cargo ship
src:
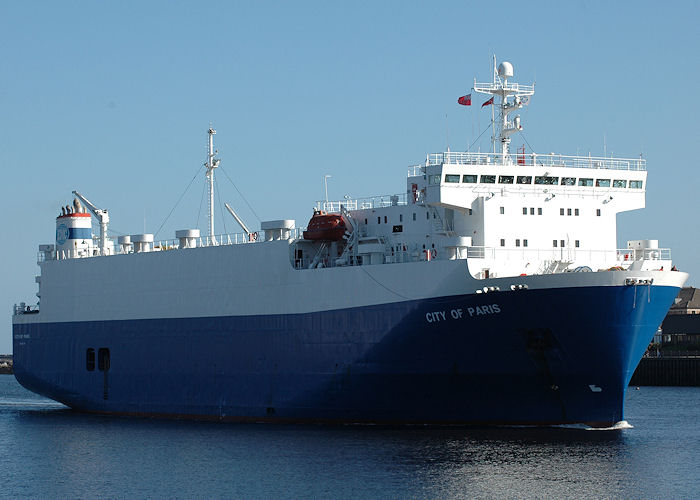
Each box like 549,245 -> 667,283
12,59 -> 687,426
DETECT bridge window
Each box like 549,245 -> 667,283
613,179 -> 627,188
445,174 -> 460,183
575,240 -> 580,248
596,209 -> 601,216
535,176 -> 558,185
567,208 -> 572,216
412,213 -> 416,221
500,207 -> 504,214
500,239 -> 505,247
560,240 -> 565,247
517,176 -> 532,184
538,208 -> 542,215
523,239 -> 528,247
629,180 -> 643,189
575,208 -> 579,216
560,208 -> 565,216
429,174 -> 441,184
499,176 -> 514,184
530,207 -> 535,215
553,240 -> 557,247
523,207 -> 527,215
462,174 -> 477,183
377,216 -> 380,224
515,239 -> 520,247
578,178 -> 594,187
480,175 -> 496,184
596,179 -> 611,187
561,177 -> 576,186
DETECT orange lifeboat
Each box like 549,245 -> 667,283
303,210 -> 348,241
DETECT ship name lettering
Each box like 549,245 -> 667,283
466,304 -> 501,317
425,311 -> 447,323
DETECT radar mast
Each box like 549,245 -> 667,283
473,56 -> 535,163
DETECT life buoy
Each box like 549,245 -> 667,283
430,249 -> 437,260
624,253 -> 630,261
249,231 -> 259,242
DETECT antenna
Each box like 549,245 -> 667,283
445,113 -> 450,152
205,125 -> 220,244
603,133 -> 607,157
324,175 -> 332,208
473,56 -> 535,163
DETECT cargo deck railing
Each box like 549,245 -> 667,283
38,228 -> 307,261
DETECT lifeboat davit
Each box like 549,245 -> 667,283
303,210 -> 348,241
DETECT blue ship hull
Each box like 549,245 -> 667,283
13,284 -> 678,426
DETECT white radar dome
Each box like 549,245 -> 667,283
498,61 -> 514,78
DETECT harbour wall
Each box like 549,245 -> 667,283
629,357 -> 700,387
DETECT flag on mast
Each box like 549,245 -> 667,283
457,94 -> 472,106
481,96 -> 494,107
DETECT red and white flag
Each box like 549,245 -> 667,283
457,94 -> 472,106
481,96 -> 494,107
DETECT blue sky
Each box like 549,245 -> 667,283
2,0 -> 698,352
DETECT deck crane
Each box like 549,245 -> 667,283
72,190 -> 110,256
224,202 -> 253,240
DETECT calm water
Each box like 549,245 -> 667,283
1,375 -> 698,499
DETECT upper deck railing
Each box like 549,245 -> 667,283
408,151 -> 646,176
316,193 -> 408,213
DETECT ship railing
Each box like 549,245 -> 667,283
648,350 -> 700,359
146,227 -> 306,252
316,193 -> 408,213
41,228 -> 307,260
617,248 -> 671,261
407,165 -> 425,177
13,303 -> 39,315
292,244 -> 672,270
463,246 -> 671,265
463,185 -> 645,199
418,152 -> 646,171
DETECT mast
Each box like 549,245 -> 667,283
473,56 -> 535,163
205,126 -> 220,243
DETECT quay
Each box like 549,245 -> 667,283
630,357 -> 699,386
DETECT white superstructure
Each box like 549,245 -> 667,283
30,59 -> 670,297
